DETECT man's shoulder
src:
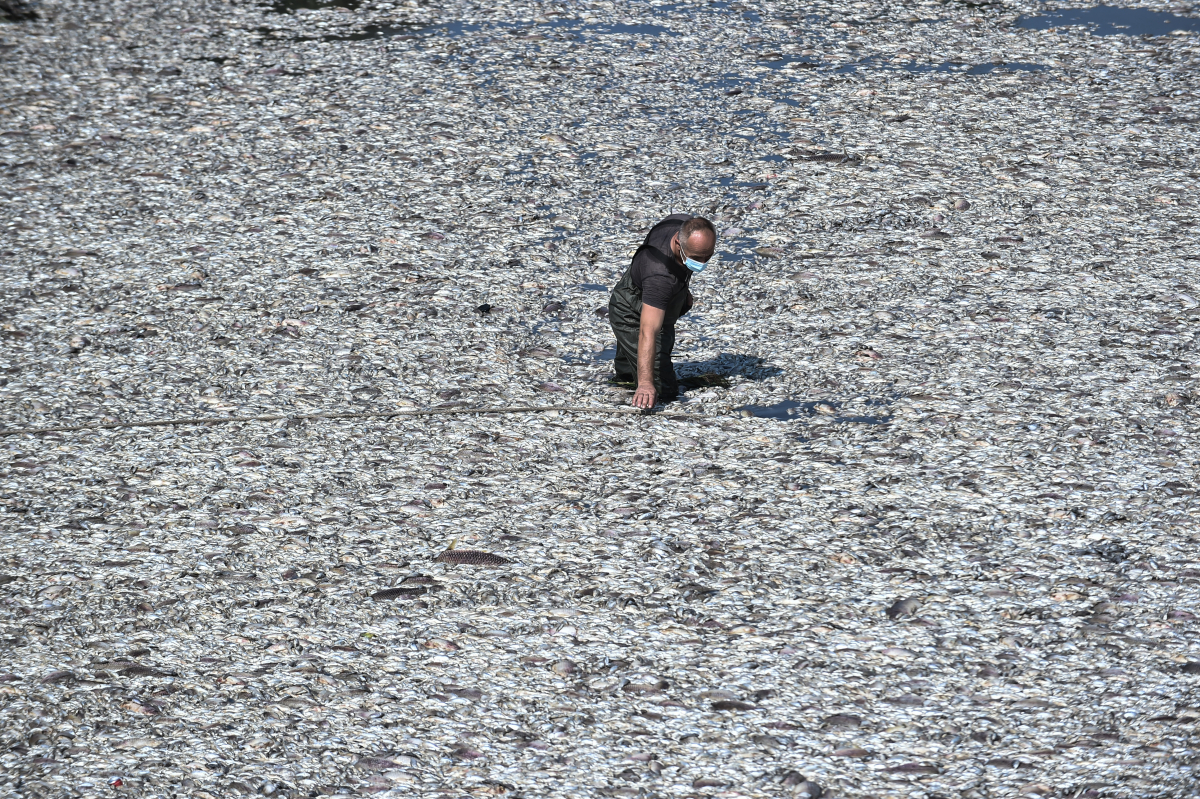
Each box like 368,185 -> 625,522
633,242 -> 674,270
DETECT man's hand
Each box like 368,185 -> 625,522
632,384 -> 657,409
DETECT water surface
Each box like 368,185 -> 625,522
1016,5 -> 1200,36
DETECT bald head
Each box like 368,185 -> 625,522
677,216 -> 717,262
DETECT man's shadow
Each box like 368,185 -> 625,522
675,353 -> 783,390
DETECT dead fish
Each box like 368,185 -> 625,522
832,748 -> 870,758
679,583 -> 718,600
475,303 -> 492,314
711,700 -> 756,711
541,301 -> 563,314
435,550 -> 511,566
802,152 -> 861,164
885,763 -> 940,774
693,778 -> 729,788
423,637 -> 459,651
881,647 -> 917,659
919,229 -> 950,239
781,773 -> 823,797
623,678 -> 668,694
371,586 -> 427,601
822,713 -> 862,729
444,686 -> 482,699
118,664 -> 165,677
886,597 -> 921,619
41,670 -> 75,684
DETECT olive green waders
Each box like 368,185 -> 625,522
607,266 -> 688,401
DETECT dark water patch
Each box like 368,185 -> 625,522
763,55 -> 823,70
721,249 -> 761,263
966,62 -> 1050,75
427,21 -> 485,39
576,283 -> 609,292
1016,5 -> 1200,36
304,23 -> 426,42
737,400 -> 820,420
715,236 -> 763,263
266,0 -> 362,13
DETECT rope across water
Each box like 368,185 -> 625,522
0,404 -> 679,437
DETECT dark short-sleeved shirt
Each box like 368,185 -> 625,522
629,214 -> 692,311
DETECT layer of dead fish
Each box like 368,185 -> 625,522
1,0 -> 1199,797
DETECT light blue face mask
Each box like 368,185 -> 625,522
678,235 -> 711,273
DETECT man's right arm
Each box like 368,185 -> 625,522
633,304 -> 665,409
